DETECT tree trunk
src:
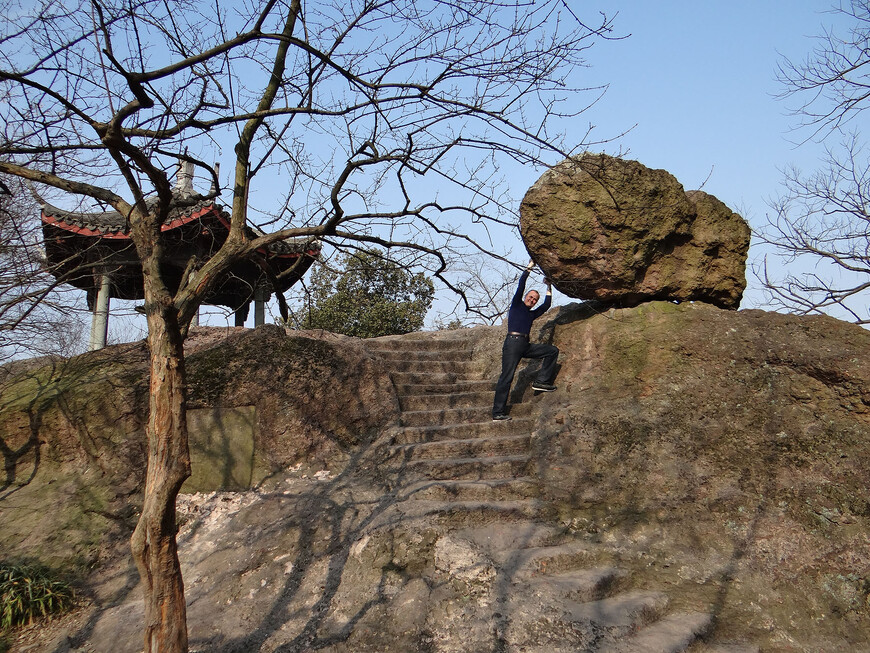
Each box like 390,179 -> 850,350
130,298 -> 191,653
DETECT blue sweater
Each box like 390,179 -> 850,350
506,270 -> 551,335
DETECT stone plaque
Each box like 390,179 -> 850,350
183,405 -> 256,492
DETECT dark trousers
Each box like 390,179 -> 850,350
492,335 -> 559,416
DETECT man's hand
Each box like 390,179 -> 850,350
526,259 -> 536,271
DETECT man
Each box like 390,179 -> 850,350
492,259 -> 559,421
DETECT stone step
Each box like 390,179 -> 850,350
367,335 -> 474,352
370,348 -> 472,362
399,390 -> 494,412
493,540 -> 595,577
397,454 -> 530,481
400,477 -> 539,502
563,591 -> 670,638
380,358 -> 479,375
455,521 -> 567,553
693,644 -> 760,653
390,371 -> 488,386
599,610 -> 712,653
389,434 -> 531,461
501,590 -> 670,652
511,646 -> 593,653
388,417 -> 535,444
520,567 -> 625,603
369,499 -> 545,529
394,380 -> 494,397
399,406 -> 487,427
399,404 -> 532,427
498,637 -> 590,653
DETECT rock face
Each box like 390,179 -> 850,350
0,325 -> 398,571
519,153 -> 751,309
2,309 -> 869,652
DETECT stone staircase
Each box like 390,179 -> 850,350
370,335 -> 540,528
365,332 -> 755,653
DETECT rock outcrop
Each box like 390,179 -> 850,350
0,325 -> 398,571
519,153 -> 751,309
2,308 -> 869,652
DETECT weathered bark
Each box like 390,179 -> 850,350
124,7 -> 303,648
130,305 -> 190,653
130,219 -> 191,653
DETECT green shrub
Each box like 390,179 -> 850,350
0,563 -> 74,630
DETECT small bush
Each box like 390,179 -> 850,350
0,563 -> 74,630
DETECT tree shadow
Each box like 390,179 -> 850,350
699,406 -> 787,647
524,350 -> 791,651
25,313 -> 795,652
1,350 -> 149,653
1,345 -> 149,499
59,556 -> 143,653
197,435 -> 426,652
0,357 -> 88,497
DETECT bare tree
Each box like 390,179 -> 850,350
437,252 -> 524,325
775,0 -> 870,139
0,176 -> 87,361
758,136 -> 870,323
759,0 -> 870,322
0,1 -> 617,650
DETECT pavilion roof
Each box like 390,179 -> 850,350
40,198 -> 319,256
39,187 -> 321,308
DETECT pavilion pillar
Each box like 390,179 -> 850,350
234,303 -> 249,327
88,272 -> 111,351
254,287 -> 268,327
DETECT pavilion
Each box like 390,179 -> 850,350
40,163 -> 320,349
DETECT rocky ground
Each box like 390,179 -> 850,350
1,302 -> 868,652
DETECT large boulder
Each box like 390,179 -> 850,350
519,153 -> 751,309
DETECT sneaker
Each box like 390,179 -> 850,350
492,414 -> 512,421
532,382 -> 556,392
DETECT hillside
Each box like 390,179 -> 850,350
1,302 -> 868,652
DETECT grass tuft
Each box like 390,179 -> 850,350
0,563 -> 74,630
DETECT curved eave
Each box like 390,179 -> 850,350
40,203 -> 227,239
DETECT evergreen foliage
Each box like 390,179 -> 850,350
297,249 -> 434,338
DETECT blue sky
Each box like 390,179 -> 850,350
587,1 -> 841,203
518,1 -> 857,312
99,1 -> 858,338
211,1 -> 861,328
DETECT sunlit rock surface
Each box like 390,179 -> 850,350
520,153 -> 751,309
